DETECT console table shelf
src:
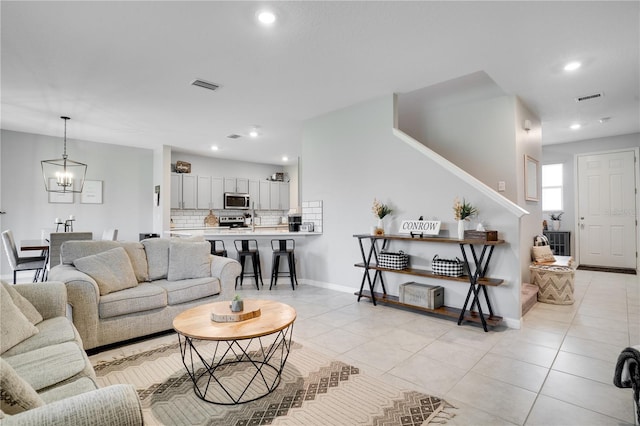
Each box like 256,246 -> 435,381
353,263 -> 504,286
355,290 -> 503,327
354,233 -> 505,331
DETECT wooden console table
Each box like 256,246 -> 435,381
354,234 -> 505,331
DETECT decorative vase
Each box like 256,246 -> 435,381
552,220 -> 561,231
457,220 -> 465,240
376,218 -> 385,235
230,300 -> 244,312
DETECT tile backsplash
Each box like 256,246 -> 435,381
301,200 -> 323,233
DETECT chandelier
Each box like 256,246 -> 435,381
41,116 -> 87,193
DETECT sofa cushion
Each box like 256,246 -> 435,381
154,277 -> 220,305
3,342 -> 86,391
142,238 -> 170,280
0,357 -> 44,415
167,241 -> 211,281
74,247 -> 138,296
119,241 -> 150,283
2,317 -> 77,357
2,281 -> 42,325
38,377 -> 97,404
61,240 -> 120,265
0,284 -> 39,354
98,283 -> 167,319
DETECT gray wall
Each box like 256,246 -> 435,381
0,129 -> 153,277
542,132 -> 640,256
300,95 -> 524,326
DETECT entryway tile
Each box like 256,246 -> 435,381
526,394 -> 630,425
388,353 -> 467,396
470,353 -> 549,393
552,351 -> 617,385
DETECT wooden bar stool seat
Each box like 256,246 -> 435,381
234,239 -> 263,290
269,239 -> 298,290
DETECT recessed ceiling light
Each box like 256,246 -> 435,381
570,123 -> 581,130
257,11 -> 276,25
282,156 -> 288,162
564,61 -> 581,71
211,145 -> 219,151
249,130 -> 259,138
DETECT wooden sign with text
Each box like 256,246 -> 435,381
398,220 -> 441,236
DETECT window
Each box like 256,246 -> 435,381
542,163 -> 563,211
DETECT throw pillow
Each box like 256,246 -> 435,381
533,234 -> 550,246
119,241 -> 150,282
74,247 -> 138,296
0,358 -> 45,415
0,285 -> 39,354
167,241 -> 211,281
1,282 -> 42,325
532,245 -> 556,263
141,238 -> 170,280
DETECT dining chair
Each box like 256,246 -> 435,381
1,230 -> 47,284
49,232 -> 93,268
101,229 -> 118,241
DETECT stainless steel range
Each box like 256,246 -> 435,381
218,216 -> 247,228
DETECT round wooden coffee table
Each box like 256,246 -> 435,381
173,299 -> 296,405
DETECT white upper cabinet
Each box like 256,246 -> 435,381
171,173 -> 197,209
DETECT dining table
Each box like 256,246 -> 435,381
20,239 -> 50,281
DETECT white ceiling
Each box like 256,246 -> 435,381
2,1 -> 638,166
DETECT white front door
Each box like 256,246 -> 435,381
577,150 -> 637,269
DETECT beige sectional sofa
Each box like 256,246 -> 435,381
49,238 -> 241,350
0,281 -> 142,425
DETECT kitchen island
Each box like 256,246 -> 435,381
165,227 -> 321,289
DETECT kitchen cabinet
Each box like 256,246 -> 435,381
171,173 -> 197,209
259,181 -> 270,210
224,178 -> 249,194
197,176 -> 224,210
269,182 -> 290,210
248,180 -> 259,209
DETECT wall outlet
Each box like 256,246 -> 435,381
498,181 -> 506,192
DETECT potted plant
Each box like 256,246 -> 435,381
453,198 -> 478,239
549,212 -> 563,231
372,198 -> 393,235
230,294 -> 244,312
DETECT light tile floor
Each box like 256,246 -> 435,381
233,269 -> 639,425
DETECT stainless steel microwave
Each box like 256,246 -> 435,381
224,193 -> 250,210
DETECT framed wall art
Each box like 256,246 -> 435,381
524,155 -> 539,202
81,180 -> 103,204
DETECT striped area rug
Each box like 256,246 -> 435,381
92,339 -> 454,425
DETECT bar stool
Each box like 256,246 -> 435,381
208,240 -> 228,257
234,239 -> 263,290
270,239 -> 298,290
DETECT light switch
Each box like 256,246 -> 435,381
498,181 -> 506,192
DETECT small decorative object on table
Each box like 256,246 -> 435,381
432,255 -> 464,277
230,294 -> 244,312
453,197 -> 477,239
175,161 -> 191,173
549,212 -> 563,231
372,198 -> 392,235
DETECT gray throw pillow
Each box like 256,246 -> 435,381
141,238 -> 170,280
1,281 -> 43,325
0,285 -> 39,354
119,241 -> 150,282
167,241 -> 211,281
0,358 -> 45,415
74,247 -> 138,296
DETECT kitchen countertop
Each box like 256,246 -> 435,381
165,227 -> 321,237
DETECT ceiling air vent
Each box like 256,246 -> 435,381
575,92 -> 604,102
227,134 -> 242,139
191,79 -> 220,92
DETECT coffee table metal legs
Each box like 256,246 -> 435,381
178,324 -> 294,405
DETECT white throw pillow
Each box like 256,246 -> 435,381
74,247 -> 138,296
0,285 -> 39,354
0,358 -> 44,414
1,281 -> 43,325
167,241 -> 211,281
